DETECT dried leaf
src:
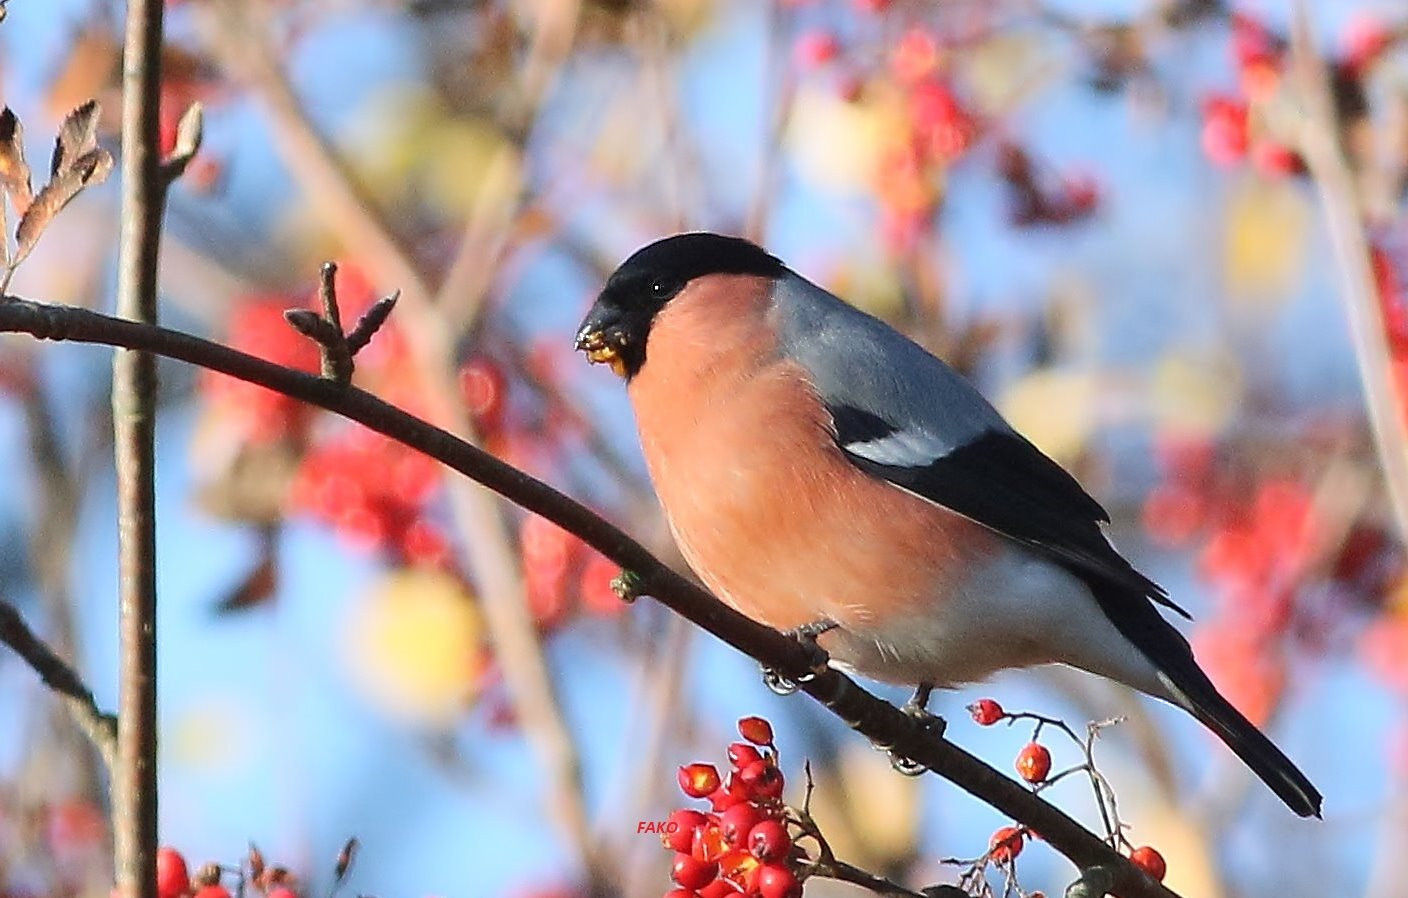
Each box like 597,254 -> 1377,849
13,147 -> 114,267
213,539 -> 277,614
50,100 -> 101,179
0,108 -> 33,216
333,837 -> 359,882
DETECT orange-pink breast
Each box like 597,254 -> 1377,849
627,274 -> 995,638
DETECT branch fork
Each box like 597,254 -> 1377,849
283,262 -> 399,385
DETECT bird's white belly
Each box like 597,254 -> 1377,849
827,543 -> 1170,700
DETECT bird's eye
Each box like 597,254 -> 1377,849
649,279 -> 671,297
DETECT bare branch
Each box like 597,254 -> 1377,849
112,0 -> 169,895
1290,3 -> 1408,541
0,295 -> 1185,898
0,599 -> 117,771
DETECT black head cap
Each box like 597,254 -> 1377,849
574,232 -> 785,379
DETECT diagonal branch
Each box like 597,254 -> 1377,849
0,598 -> 117,772
0,294 -> 1183,898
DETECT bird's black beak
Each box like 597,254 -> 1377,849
574,302 -> 631,378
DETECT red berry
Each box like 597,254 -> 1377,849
679,763 -> 722,798
891,27 -> 940,84
1142,484 -> 1207,547
967,699 -> 1004,726
698,880 -> 738,898
708,785 -> 745,812
671,853 -> 719,891
794,30 -> 840,69
737,761 -> 784,800
719,848 -> 762,890
727,742 -> 763,769
755,864 -> 801,898
691,822 -> 728,863
266,889 -> 297,898
1015,742 -> 1052,784
156,847 -> 189,898
738,717 -> 774,746
192,887 -> 231,898
663,891 -> 699,898
747,819 -> 792,862
1251,140 -> 1304,177
1344,14 -> 1392,72
989,826 -> 1025,863
1130,845 -> 1167,881
666,809 -> 710,853
718,803 -> 765,847
1200,95 -> 1249,166
458,357 -> 506,426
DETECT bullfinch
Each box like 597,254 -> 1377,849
574,232 -> 1322,818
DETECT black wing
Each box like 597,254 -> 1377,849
830,404 -> 1189,619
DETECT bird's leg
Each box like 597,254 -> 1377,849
886,682 -> 945,776
902,682 -> 945,733
762,618 -> 836,696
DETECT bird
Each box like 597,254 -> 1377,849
574,231 -> 1322,818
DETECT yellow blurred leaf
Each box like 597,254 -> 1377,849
343,569 -> 485,725
346,86 -> 522,221
827,263 -> 905,319
169,698 -> 254,770
1150,350 -> 1243,437
422,119 -> 523,220
1222,178 -> 1308,306
786,86 -> 897,192
962,33 -> 1048,110
999,368 -> 1099,465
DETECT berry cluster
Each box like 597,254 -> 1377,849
1198,13 -> 1400,177
963,699 -> 1166,888
661,717 -> 803,898
785,10 -> 1098,254
149,838 -> 355,898
521,513 -> 629,629
201,268 -> 627,637
149,843 -> 311,898
1140,426 -> 1407,721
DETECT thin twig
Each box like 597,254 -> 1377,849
0,295 -> 1186,898
1290,2 -> 1408,542
0,598 -> 117,771
790,770 -> 927,898
112,0 -> 168,894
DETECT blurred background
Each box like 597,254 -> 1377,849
1,0 -> 1408,896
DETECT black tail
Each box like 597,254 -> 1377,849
1085,580 -> 1323,818
1163,666 -> 1322,818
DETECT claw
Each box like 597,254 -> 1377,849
884,683 -> 945,775
760,619 -> 837,694
902,682 -> 946,736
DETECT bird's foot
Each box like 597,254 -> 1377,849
762,619 -> 836,696
887,683 -> 945,776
